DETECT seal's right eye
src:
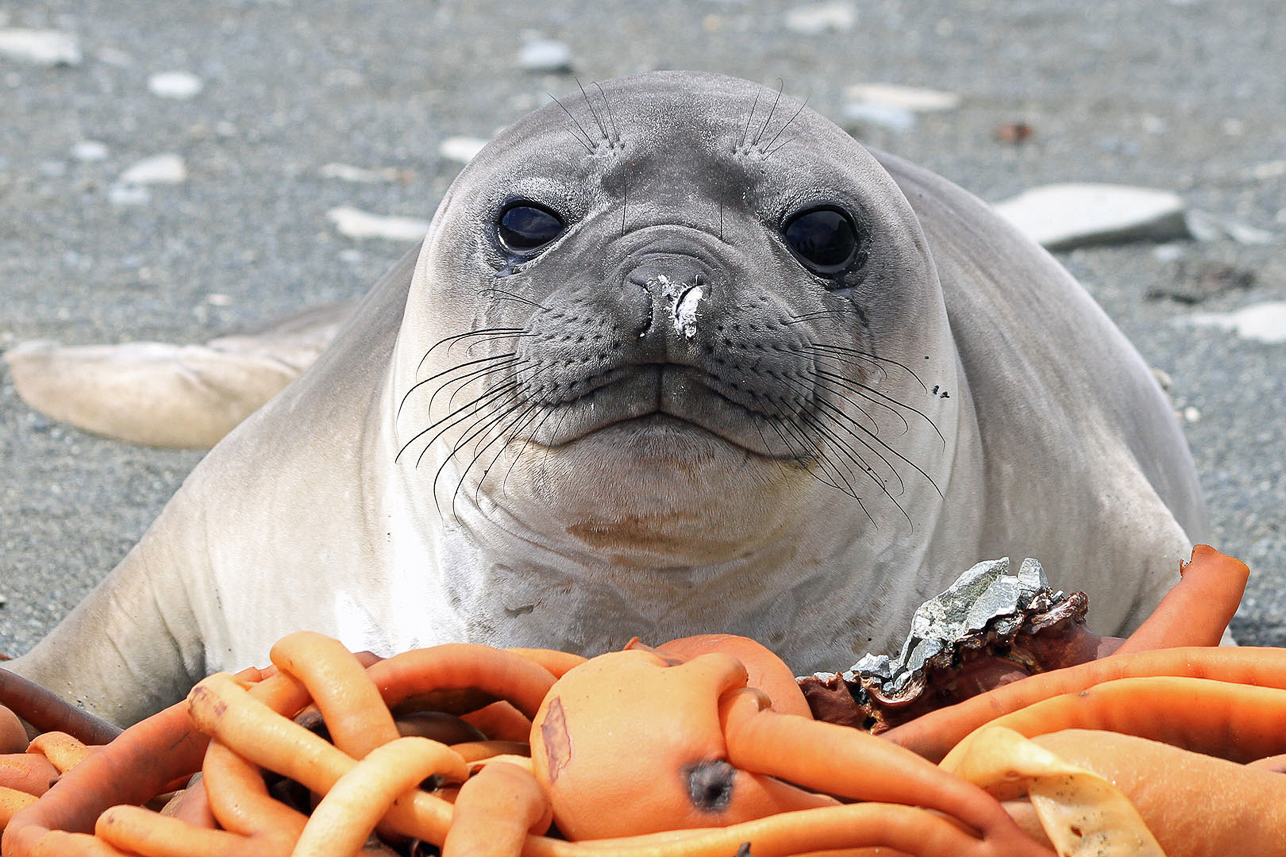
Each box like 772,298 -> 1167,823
497,203 -> 564,255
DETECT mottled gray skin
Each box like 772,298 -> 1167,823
9,71 -> 1205,726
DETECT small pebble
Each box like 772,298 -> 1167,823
71,140 -> 109,161
319,163 -> 399,183
95,46 -> 134,67
784,2 -> 857,35
1140,114 -> 1168,134
109,184 -> 150,205
1250,160 -> 1286,180
439,136 -> 489,164
517,38 -> 573,73
841,102 -> 916,133
994,122 -> 1033,144
147,71 -> 204,100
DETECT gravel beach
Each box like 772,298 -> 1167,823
1,0 -> 1283,659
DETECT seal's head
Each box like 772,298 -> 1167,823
394,71 -> 956,570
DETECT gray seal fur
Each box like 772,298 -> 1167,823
9,71 -> 1206,725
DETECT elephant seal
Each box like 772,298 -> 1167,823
9,71 -> 1207,725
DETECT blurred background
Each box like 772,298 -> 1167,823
1,0 -> 1283,657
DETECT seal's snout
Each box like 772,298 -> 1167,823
623,256 -> 713,345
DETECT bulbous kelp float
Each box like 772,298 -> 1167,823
1,545 -> 1281,857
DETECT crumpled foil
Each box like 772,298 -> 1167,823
852,557 -> 1056,696
799,557 -> 1094,731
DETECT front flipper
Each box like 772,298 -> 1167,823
6,301 -> 354,449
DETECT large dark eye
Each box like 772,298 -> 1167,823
782,206 -> 860,276
497,202 -> 564,255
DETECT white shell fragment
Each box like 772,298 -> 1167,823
517,38 -> 573,73
319,163 -> 401,184
1183,301 -> 1286,344
71,140 -> 109,161
326,206 -> 429,241
109,153 -> 188,204
0,28 -> 82,66
1185,209 -> 1276,245
844,83 -> 961,113
147,71 -> 204,99
118,153 -> 187,185
784,2 -> 857,35
992,183 -> 1191,250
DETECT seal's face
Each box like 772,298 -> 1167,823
397,72 -> 953,568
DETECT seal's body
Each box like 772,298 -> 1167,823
11,72 -> 1205,725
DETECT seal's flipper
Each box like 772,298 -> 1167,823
5,301 -> 354,449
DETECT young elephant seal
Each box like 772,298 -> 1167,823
9,71 -> 1206,725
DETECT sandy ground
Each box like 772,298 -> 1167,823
1,0 -> 1283,658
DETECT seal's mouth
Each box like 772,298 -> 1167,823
521,363 -> 811,460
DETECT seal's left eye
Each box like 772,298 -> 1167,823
782,206 -> 860,277
498,203 -> 564,255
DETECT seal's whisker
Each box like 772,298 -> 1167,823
795,410 -> 888,519
786,308 -> 853,324
773,372 -> 908,497
416,327 -> 527,373
762,136 -> 797,160
738,86 -> 764,151
807,396 -> 911,500
534,403 -> 574,476
576,78 -> 611,145
772,365 -> 935,504
499,404 -> 561,496
752,79 -> 786,149
442,397 -> 542,521
440,357 -> 530,416
433,398 -> 517,517
760,96 -> 808,153
397,377 -> 520,466
813,367 -> 913,434
592,81 -> 620,145
467,401 -> 547,512
479,286 -> 549,311
807,342 -> 930,393
459,332 -> 538,359
548,92 -> 596,154
423,380 -> 524,480
818,396 -> 944,500
441,329 -> 532,360
787,371 -> 885,435
770,413 -> 875,523
398,352 -> 518,420
805,410 -> 914,529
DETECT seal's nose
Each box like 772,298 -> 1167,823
623,256 -> 711,346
